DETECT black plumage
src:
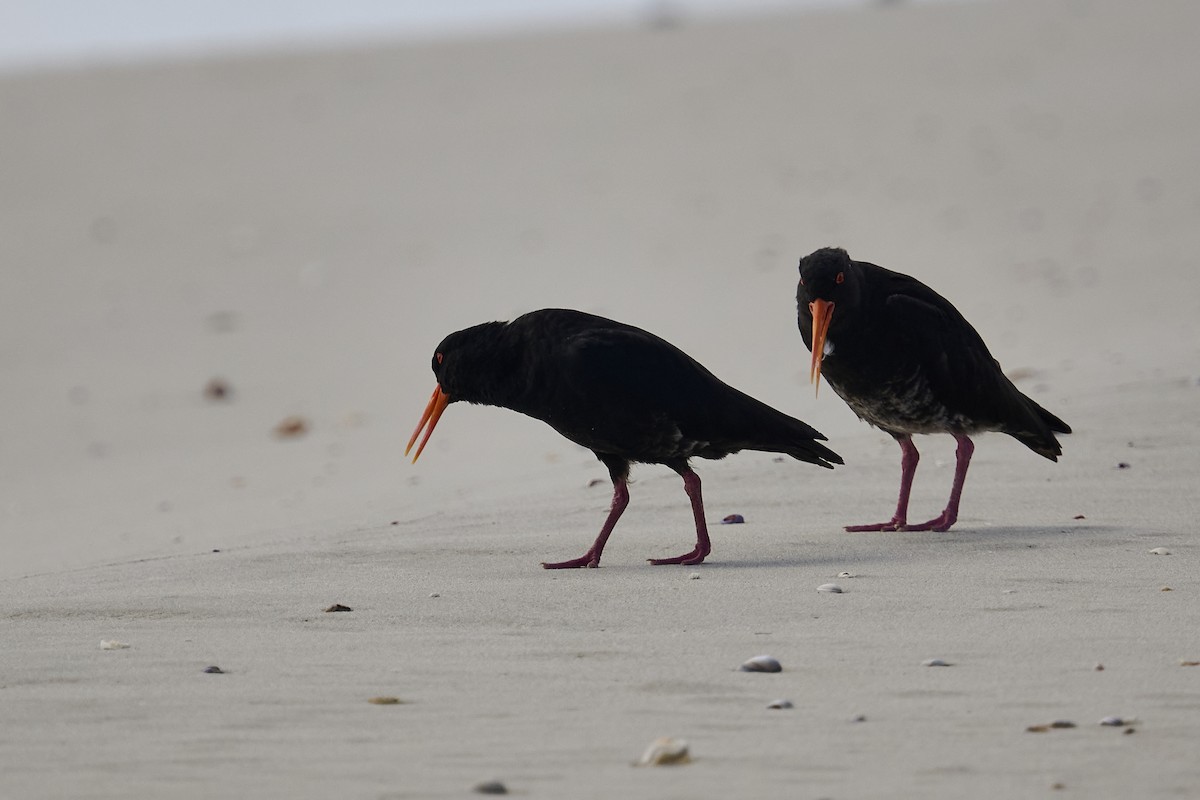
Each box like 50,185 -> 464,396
796,247 -> 1070,532
407,308 -> 841,568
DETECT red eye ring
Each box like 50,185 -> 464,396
835,272 -> 845,285
435,352 -> 444,364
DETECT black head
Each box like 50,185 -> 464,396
796,247 -> 858,395
797,247 -> 855,303
406,320 -> 506,462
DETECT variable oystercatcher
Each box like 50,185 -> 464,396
407,308 -> 842,568
796,247 -> 1070,532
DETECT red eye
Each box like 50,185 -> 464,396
835,272 -> 845,285
798,277 -> 805,286
435,352 -> 444,364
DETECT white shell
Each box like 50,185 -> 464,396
689,572 -> 701,580
838,571 -> 854,578
817,583 -> 843,593
636,737 -> 691,766
739,654 -> 782,673
1149,547 -> 1171,555
921,658 -> 951,667
1100,716 -> 1135,726
767,699 -> 793,709
99,640 -> 130,650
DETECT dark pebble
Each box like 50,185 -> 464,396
203,666 -> 225,674
1117,462 -> 1130,469
324,604 -> 353,613
473,781 -> 508,795
722,514 -> 745,524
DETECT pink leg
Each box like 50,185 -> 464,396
904,435 -> 973,532
846,436 -> 919,532
542,479 -> 629,569
648,469 -> 712,566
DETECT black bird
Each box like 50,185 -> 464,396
796,247 -> 1070,532
406,308 -> 841,568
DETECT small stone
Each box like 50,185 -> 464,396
739,655 -> 782,673
429,592 -> 440,598
99,640 -> 130,650
838,571 -> 854,578
1049,720 -> 1076,729
1149,547 -> 1171,555
1123,727 -> 1136,735
1181,660 -> 1200,667
203,666 -> 224,674
1162,586 -> 1173,592
1026,725 -> 1050,733
1051,782 -> 1066,790
1073,514 -> 1086,520
324,603 -> 352,612
721,514 -> 745,524
203,378 -> 231,401
472,780 -> 508,795
766,699 -> 793,709
921,658 -> 951,667
587,478 -> 604,488
851,714 -> 867,723
689,572 -> 701,580
1100,716 -> 1133,727
1117,462 -> 1130,469
273,415 -> 309,438
636,737 -> 690,766
1094,663 -> 1105,671
368,696 -> 403,705
817,583 -> 843,593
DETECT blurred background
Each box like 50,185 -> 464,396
2,0 -> 1196,577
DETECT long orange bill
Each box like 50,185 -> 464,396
808,299 -> 835,397
405,384 -> 451,463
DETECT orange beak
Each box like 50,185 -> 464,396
405,384 -> 451,463
808,299 -> 835,396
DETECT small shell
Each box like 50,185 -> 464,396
324,603 -> 352,613
1050,720 -> 1076,729
99,640 -> 130,650
817,583 -> 843,593
202,665 -> 225,674
921,658 -> 951,667
838,571 -> 854,578
472,780 -> 508,795
1181,660 -> 1200,667
368,696 -> 403,705
1094,663 -> 1105,671
739,655 -> 782,673
636,737 -> 691,766
1100,716 -> 1134,727
688,572 -> 701,580
851,714 -> 867,723
1149,547 -> 1171,555
721,514 -> 745,524
766,699 -> 793,710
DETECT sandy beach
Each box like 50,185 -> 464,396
2,0 -> 1199,796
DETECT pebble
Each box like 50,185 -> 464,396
1050,720 -> 1077,729
739,655 -> 782,673
1149,547 -> 1171,555
838,571 -> 854,578
368,696 -> 403,705
274,415 -> 309,438
99,640 -> 130,650
203,666 -> 225,674
429,593 -> 440,598
636,737 -> 691,766
1094,663 -> 1105,671
921,658 -> 951,667
689,572 -> 701,580
851,714 -> 867,723
1027,720 -> 1076,733
324,603 -> 353,612
766,699 -> 793,710
1181,660 -> 1200,667
817,583 -> 843,593
1116,462 -> 1130,469
721,514 -> 745,524
472,781 -> 508,795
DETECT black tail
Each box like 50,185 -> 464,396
1007,397 -> 1070,461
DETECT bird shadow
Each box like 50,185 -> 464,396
708,524 -> 1121,570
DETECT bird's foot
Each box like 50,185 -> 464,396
647,548 -> 708,566
901,512 -> 956,533
845,518 -> 905,532
541,552 -> 600,569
